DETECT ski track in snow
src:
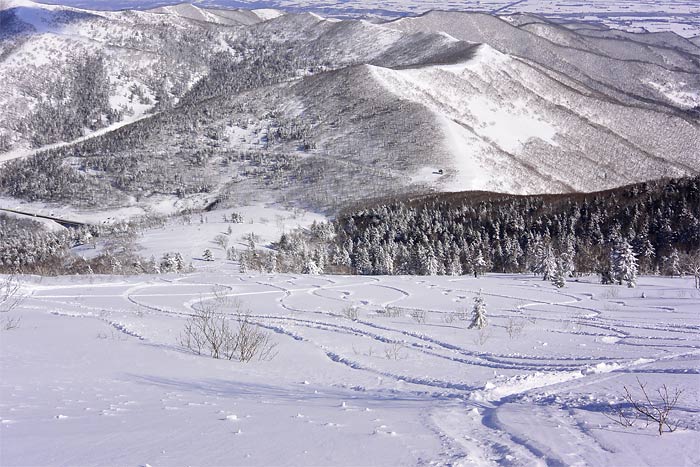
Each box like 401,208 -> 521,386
7,272 -> 700,465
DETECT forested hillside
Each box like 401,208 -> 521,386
262,177 -> 700,279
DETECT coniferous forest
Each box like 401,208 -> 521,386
267,176 -> 700,280
3,177 -> 699,278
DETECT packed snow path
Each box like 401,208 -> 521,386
2,272 -> 699,466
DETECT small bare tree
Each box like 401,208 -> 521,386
505,316 -> 527,340
384,342 -> 406,360
179,294 -> 276,362
1,275 -> 21,312
681,251 -> 700,289
341,305 -> 359,321
1,275 -> 23,330
409,309 -> 426,324
235,314 -> 277,362
606,377 -> 683,435
472,327 -> 493,346
213,234 -> 230,250
380,306 -> 402,318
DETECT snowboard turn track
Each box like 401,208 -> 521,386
2,272 -> 699,466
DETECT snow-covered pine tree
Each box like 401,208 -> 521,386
203,249 -> 214,262
303,258 -> 322,275
469,291 -> 487,330
551,258 -> 566,288
663,248 -> 681,276
226,246 -> 236,261
332,245 -> 352,269
448,254 -> 462,276
354,245 -> 373,275
263,252 -> 277,273
612,241 -> 638,288
542,246 -> 557,281
174,253 -> 185,272
473,251 -> 487,278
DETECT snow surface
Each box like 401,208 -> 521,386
2,270 -> 699,466
368,47 -> 562,193
251,8 -> 284,21
133,204 -> 327,264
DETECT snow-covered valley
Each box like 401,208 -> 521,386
1,1 -> 700,465
2,271 -> 699,466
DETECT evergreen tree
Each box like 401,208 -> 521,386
473,251 -> 487,278
174,253 -> 185,272
354,245 -> 373,275
612,241 -> 638,288
203,249 -> 214,262
551,258 -> 566,288
663,248 -> 681,276
303,258 -> 322,275
543,250 -> 557,282
469,291 -> 487,330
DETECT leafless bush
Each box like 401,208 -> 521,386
410,309 -> 426,324
3,315 -> 20,330
444,308 -> 472,324
1,275 -> 23,331
96,330 -> 127,341
235,314 -> 277,362
179,295 -> 276,362
352,345 -> 376,357
606,377 -> 683,435
384,342 -> 406,360
380,306 -> 402,318
455,307 -> 471,321
472,327 -> 493,346
213,234 -> 230,250
506,317 -> 527,339
341,305 -> 359,321
602,287 -> 620,299
1,275 -> 22,313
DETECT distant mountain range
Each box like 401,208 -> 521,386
24,0 -> 700,39
0,0 -> 698,214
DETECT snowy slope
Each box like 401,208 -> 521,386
1,1 -> 698,215
2,271 -> 699,465
361,44 -> 699,194
386,11 -> 700,111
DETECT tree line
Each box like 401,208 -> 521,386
255,177 -> 700,284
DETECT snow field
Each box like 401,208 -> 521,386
2,271 -> 699,466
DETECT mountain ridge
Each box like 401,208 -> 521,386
0,1 -> 697,216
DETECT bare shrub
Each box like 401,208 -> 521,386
506,317 -> 527,339
409,309 -> 426,324
96,330 -> 127,341
602,287 -> 620,299
445,307 -> 472,323
384,342 -> 406,360
1,275 -> 23,331
1,275 -> 22,313
455,307 -> 470,321
606,377 -> 683,435
472,327 -> 493,346
235,314 -> 277,362
341,305 -> 359,321
179,295 -> 276,362
3,315 -> 20,330
213,234 -> 230,250
380,306 -> 402,318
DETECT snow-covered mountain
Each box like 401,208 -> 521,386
0,1 -> 698,214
